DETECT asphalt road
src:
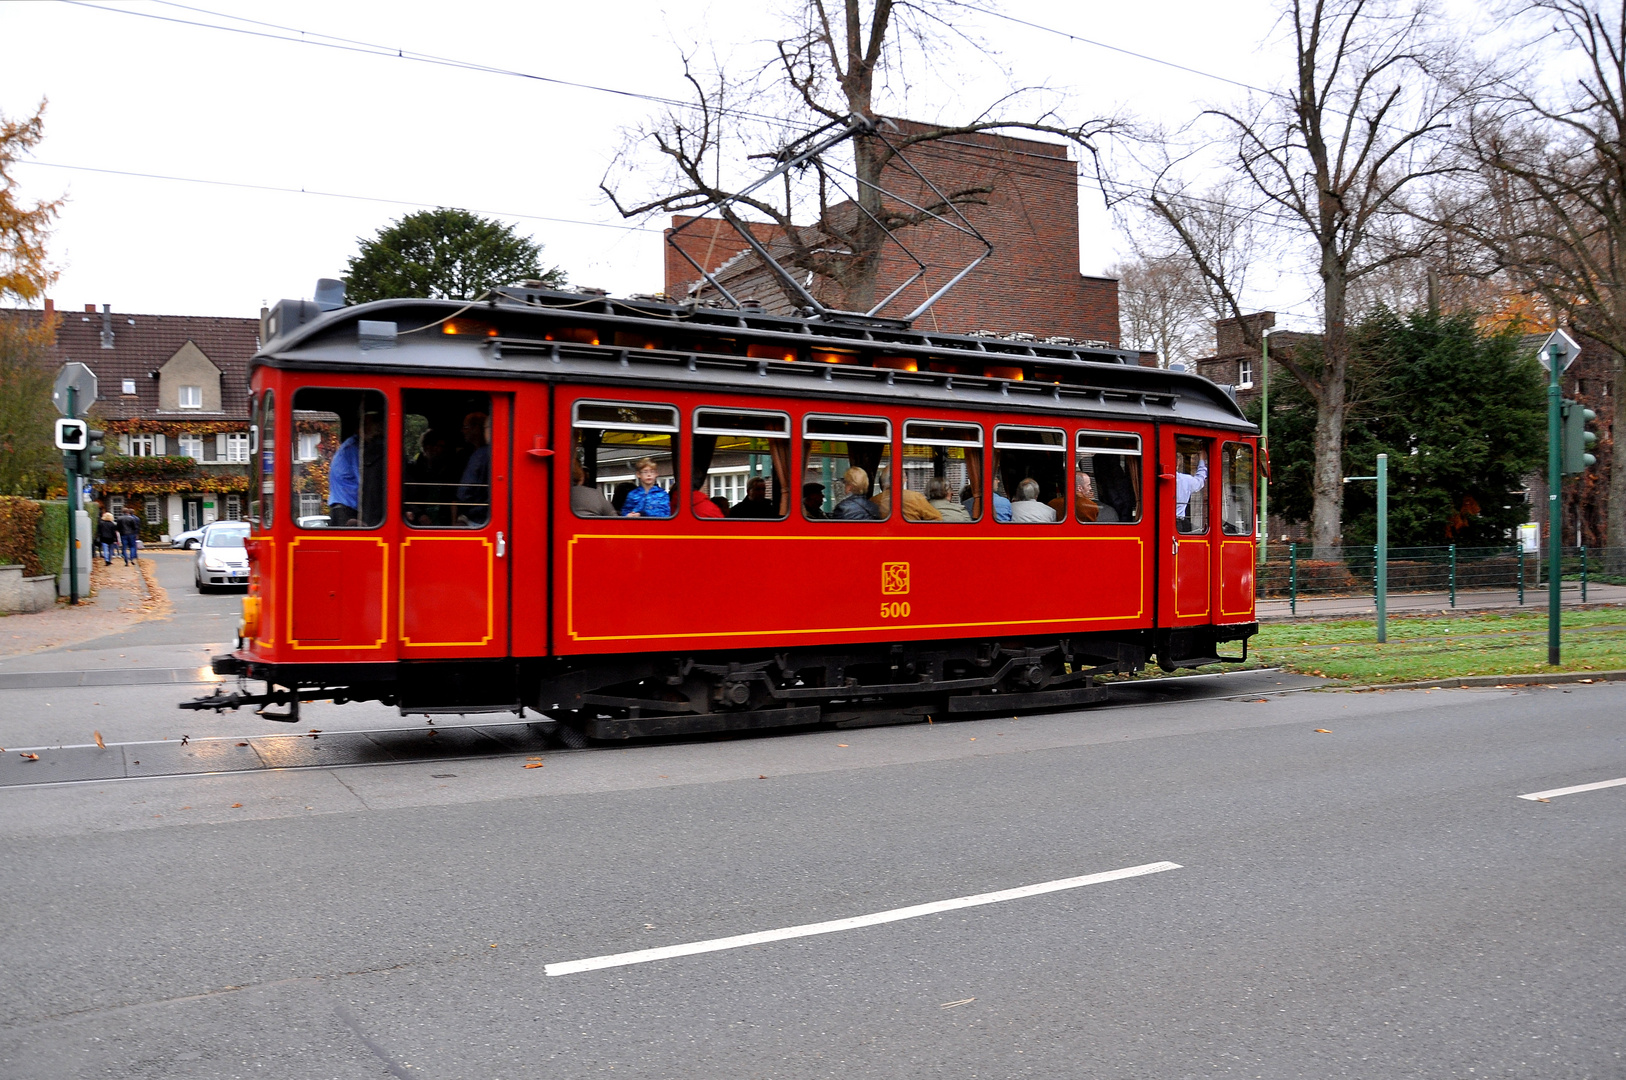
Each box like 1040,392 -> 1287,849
0,556 -> 1621,1079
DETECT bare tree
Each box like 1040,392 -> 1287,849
1109,249 -> 1213,366
602,1 -> 1120,315
1136,0 -> 1471,556
1443,0 -> 1626,552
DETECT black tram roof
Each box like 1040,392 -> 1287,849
255,289 -> 1254,433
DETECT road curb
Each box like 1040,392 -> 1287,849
1341,669 -> 1626,692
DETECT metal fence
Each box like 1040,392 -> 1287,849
1258,544 -> 1626,611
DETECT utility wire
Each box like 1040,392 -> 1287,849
14,159 -> 662,233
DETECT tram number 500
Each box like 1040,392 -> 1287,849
880,601 -> 912,619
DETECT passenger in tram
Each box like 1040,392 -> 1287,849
1075,471 -> 1100,523
1094,455 -> 1135,521
966,478 -> 1012,522
802,483 -> 827,519
1173,455 -> 1209,525
456,412 -> 491,525
328,409 -> 385,527
831,467 -> 883,520
901,488 -> 942,521
1010,478 -> 1057,522
690,480 -> 725,518
924,478 -> 970,521
570,458 -> 617,517
404,428 -> 457,525
727,477 -> 775,518
621,457 -> 671,517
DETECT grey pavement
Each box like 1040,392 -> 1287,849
1258,581 -> 1626,620
0,680 -> 1621,1078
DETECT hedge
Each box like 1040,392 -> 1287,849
35,501 -> 68,578
0,497 -> 45,575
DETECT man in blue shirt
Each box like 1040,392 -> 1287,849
328,410 -> 383,526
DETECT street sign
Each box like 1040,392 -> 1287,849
52,362 -> 98,415
54,418 -> 88,450
1535,329 -> 1581,372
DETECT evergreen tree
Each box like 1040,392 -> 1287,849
1254,309 -> 1545,547
343,208 -> 565,304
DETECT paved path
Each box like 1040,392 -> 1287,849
1259,581 -> 1626,620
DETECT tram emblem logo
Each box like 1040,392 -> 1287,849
881,562 -> 910,595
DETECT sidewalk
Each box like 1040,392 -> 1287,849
0,553 -> 171,658
1257,582 -> 1626,620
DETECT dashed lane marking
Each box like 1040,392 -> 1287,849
1518,776 -> 1626,801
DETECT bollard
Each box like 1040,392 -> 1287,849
1581,546 -> 1588,603
1518,544 -> 1524,605
1449,544 -> 1456,608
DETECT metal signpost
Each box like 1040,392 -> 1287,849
1538,333 -> 1579,666
1344,453 -> 1388,643
52,363 -> 98,605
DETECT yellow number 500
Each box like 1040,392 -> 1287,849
880,601 -> 911,618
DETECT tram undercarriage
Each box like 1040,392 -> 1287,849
185,626 -> 1254,739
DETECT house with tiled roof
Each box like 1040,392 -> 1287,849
44,300 -> 257,541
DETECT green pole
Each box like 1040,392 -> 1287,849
1547,343 -> 1562,665
1259,330 -> 1272,566
1376,453 -> 1387,643
66,385 -> 79,606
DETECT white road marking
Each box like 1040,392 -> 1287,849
1518,776 -> 1626,801
545,860 -> 1182,977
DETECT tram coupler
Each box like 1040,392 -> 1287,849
179,684 -> 302,721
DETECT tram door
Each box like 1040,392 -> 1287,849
1158,428 -> 1221,625
396,389 -> 511,659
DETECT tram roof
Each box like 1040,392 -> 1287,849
255,289 -> 1254,432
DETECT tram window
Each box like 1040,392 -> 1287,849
992,426 -> 1065,524
1076,431 -> 1142,524
1221,442 -> 1256,536
572,401 -> 677,519
290,388 -> 387,529
901,420 -> 981,522
253,390 -> 273,525
693,408 -> 790,520
803,415 -> 891,521
402,389 -> 493,528
1174,435 -> 1211,534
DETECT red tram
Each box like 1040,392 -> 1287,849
188,286 -> 1259,738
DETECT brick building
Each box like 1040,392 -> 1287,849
664,121 -> 1119,343
44,300 -> 257,541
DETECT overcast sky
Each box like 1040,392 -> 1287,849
3,0 -> 1491,330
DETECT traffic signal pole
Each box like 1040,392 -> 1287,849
66,385 -> 79,605
1548,343 -> 1562,666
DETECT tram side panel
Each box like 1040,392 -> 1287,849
549,386 -> 1157,658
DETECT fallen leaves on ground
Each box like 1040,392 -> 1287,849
236,742 -> 248,747
836,744 -> 849,748
20,752 -> 39,761
1314,729 -> 1332,733
93,731 -> 105,749
229,802 -> 243,808
523,762 -> 543,769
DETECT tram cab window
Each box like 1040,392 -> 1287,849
1076,432 -> 1142,524
572,401 -> 677,518
291,388 -> 387,529
803,415 -> 891,521
1174,435 -> 1211,534
1221,442 -> 1255,536
252,390 -> 273,525
901,421 -> 982,522
992,426 -> 1065,524
402,389 -> 493,528
692,408 -> 790,520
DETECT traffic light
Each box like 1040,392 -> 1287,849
82,428 -> 106,478
1561,400 -> 1598,475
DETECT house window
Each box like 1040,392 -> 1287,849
179,385 -> 203,409
1237,358 -> 1254,389
178,434 -> 204,460
145,498 -> 161,524
298,492 -> 322,518
225,432 -> 250,463
121,379 -> 136,395
109,495 -> 125,515
129,434 -> 156,457
225,495 -> 241,520
298,432 -> 321,462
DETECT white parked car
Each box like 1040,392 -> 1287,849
194,521 -> 252,592
171,525 -> 207,549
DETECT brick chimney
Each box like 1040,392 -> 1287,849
100,303 -> 114,350
1214,311 -> 1276,358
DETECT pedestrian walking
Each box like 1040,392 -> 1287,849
96,512 -> 118,566
116,508 -> 141,564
